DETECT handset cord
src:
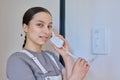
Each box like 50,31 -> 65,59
62,47 -> 78,61
62,47 -> 98,63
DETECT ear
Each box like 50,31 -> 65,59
22,24 -> 29,33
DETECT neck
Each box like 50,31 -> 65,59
24,41 -> 42,53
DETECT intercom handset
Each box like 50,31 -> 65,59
50,32 -> 64,48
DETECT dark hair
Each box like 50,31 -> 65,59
22,7 -> 52,48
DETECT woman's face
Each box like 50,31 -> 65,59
23,12 -> 52,46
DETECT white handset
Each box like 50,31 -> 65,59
50,32 -> 64,48
50,32 -> 79,62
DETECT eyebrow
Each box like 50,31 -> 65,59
36,20 -> 52,24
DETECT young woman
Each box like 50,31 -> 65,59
6,7 -> 90,80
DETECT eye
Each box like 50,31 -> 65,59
48,25 -> 52,29
36,23 -> 44,27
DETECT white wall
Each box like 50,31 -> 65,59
66,0 -> 120,80
0,0 -> 59,80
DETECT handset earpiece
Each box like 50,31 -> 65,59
50,32 -> 64,48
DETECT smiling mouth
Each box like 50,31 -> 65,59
39,36 -> 49,41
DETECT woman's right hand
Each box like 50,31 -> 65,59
50,32 -> 70,56
70,58 -> 90,80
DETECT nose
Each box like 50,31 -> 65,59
44,26 -> 50,34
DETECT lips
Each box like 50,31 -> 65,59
39,36 -> 49,41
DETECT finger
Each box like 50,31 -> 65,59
80,59 -> 87,66
75,57 -> 83,66
50,41 -> 60,49
77,57 -> 86,62
83,60 -> 90,69
54,32 -> 65,40
76,58 -> 89,67
86,62 -> 90,68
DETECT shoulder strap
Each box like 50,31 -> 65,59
46,53 -> 60,70
19,50 -> 48,74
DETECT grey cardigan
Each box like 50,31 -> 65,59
6,49 -> 63,80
